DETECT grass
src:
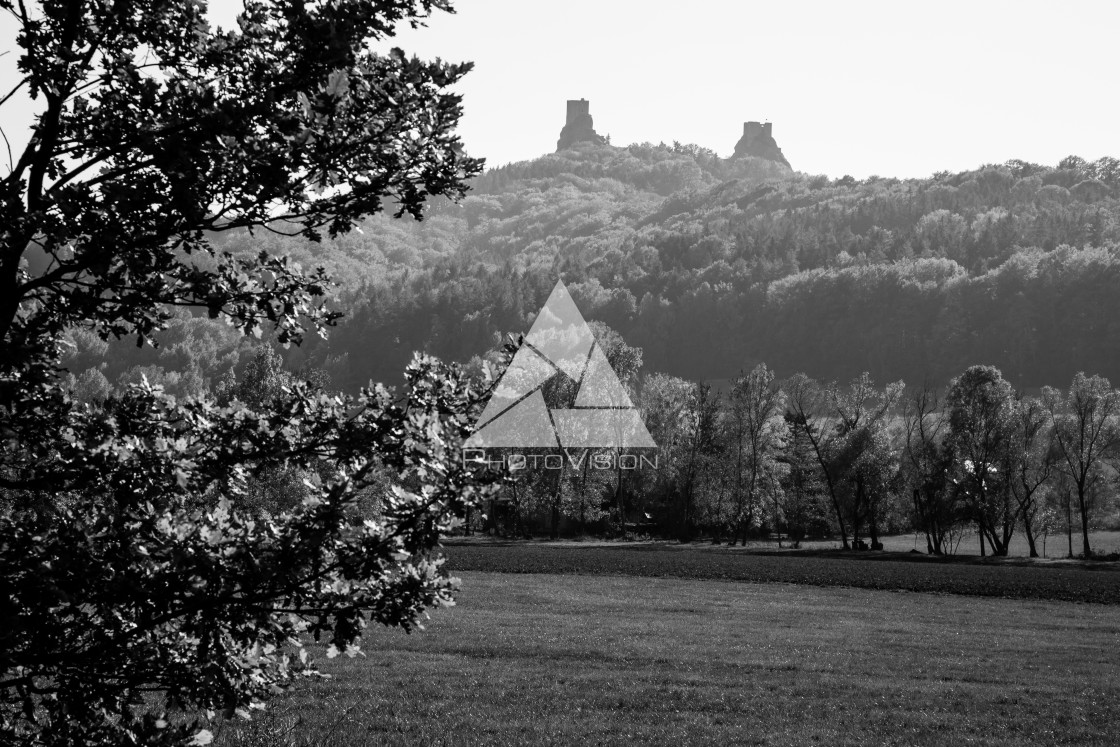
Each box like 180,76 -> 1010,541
449,530 -> 1120,559
813,529 -> 1120,558
444,541 -> 1120,604
217,569 -> 1120,746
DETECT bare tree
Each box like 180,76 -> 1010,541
902,385 -> 959,554
1044,373 -> 1120,557
726,364 -> 788,545
1002,395 -> 1055,557
829,373 -> 905,549
785,373 -> 849,549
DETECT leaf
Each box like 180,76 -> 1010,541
325,70 -> 349,98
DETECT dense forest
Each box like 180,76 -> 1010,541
66,142 -> 1120,398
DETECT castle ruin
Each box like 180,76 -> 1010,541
556,98 -> 606,151
733,121 -> 789,167
552,100 -> 790,167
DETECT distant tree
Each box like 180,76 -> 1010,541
785,373 -> 850,549
779,411 -> 831,543
1057,155 -> 1089,175
637,373 -> 695,533
1001,395 -> 1055,558
1090,156 -> 1120,187
586,322 -> 645,533
946,366 -> 1018,556
725,364 -> 788,545
677,383 -> 722,542
901,385 -> 960,554
828,373 -> 904,549
914,210 -> 969,266
1043,373 -> 1120,557
63,367 -> 112,404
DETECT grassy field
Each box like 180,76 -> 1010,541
444,541 -> 1120,604
611,530 -> 1120,558
217,564 -> 1120,746
807,530 -> 1120,558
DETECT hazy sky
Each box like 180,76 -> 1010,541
3,1 -> 1118,178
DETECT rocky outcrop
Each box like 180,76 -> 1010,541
733,121 -> 790,167
556,99 -> 606,151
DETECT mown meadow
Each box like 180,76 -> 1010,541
217,543 -> 1120,746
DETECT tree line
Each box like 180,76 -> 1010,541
480,352 -> 1120,559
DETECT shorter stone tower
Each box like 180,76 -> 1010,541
557,98 -> 606,151
733,121 -> 790,167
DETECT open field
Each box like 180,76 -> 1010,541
801,530 -> 1120,558
218,553 -> 1120,746
444,540 -> 1120,604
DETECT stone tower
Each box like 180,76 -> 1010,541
733,121 -> 790,167
566,99 -> 590,126
557,98 -> 606,151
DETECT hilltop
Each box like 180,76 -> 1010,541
76,138 -> 1120,397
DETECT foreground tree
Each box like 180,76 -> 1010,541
0,2 -> 490,744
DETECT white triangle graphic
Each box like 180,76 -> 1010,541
524,281 -> 595,380
474,344 -> 556,428
575,343 -> 634,408
464,390 -> 558,448
468,280 -> 656,449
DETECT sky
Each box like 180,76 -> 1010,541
3,0 -> 1119,178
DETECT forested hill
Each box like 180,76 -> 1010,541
77,142 -> 1120,397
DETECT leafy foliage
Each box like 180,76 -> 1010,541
2,358 -> 491,744
0,1 -> 492,744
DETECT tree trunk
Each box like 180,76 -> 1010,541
679,485 -> 692,543
1078,488 -> 1092,558
799,420 -> 848,550
549,460 -> 566,540
1066,491 -> 1074,559
1023,520 -> 1039,558
614,458 -> 626,536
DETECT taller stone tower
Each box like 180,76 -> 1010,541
557,98 -> 606,151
